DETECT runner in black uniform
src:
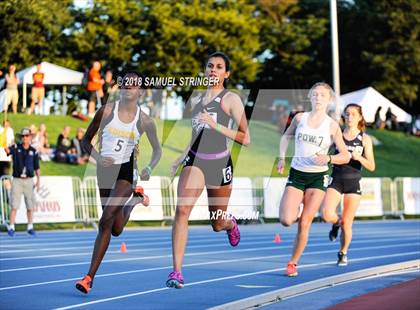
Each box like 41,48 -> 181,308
166,52 -> 250,288
322,103 -> 375,266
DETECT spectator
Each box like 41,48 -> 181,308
374,106 -> 384,129
71,128 -> 89,165
54,126 -> 77,164
37,123 -> 53,161
4,128 -> 40,236
385,107 -> 398,130
284,104 -> 304,133
87,61 -> 104,117
102,70 -> 118,105
0,120 -> 15,202
412,115 -> 420,137
5,65 -> 20,115
28,63 -> 45,115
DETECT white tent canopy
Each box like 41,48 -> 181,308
340,87 -> 412,123
0,61 -> 83,113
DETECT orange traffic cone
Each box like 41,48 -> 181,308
120,242 -> 127,253
273,234 -> 281,243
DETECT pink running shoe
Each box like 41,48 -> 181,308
227,216 -> 240,247
166,271 -> 184,289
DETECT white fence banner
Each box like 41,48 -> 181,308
95,176 -> 164,221
356,178 -> 383,217
402,178 -> 420,215
172,177 -> 257,221
263,177 -> 288,219
130,176 -> 164,221
227,178 -> 257,220
16,176 -> 75,223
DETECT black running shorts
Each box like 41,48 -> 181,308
182,150 -> 233,186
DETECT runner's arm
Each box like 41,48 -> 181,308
330,122 -> 350,165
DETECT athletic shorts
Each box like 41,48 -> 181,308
31,87 -> 45,102
286,167 -> 329,192
96,155 -> 136,190
11,178 -> 35,210
328,173 -> 362,195
182,150 -> 233,186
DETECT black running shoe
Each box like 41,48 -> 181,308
337,252 -> 348,266
329,223 -> 340,241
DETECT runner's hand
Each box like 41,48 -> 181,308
277,158 -> 286,174
314,154 -> 329,165
140,167 -> 151,181
100,156 -> 114,167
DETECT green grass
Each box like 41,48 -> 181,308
4,114 -> 420,178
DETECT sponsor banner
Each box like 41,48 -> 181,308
263,177 -> 382,218
402,178 -> 420,215
172,177 -> 256,220
356,178 -> 383,217
263,177 -> 288,219
16,176 -> 75,223
95,176 -> 164,221
227,178 -> 257,220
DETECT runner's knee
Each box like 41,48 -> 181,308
280,217 -> 294,227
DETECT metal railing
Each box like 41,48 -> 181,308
1,176 -> 417,227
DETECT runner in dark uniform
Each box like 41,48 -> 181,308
166,52 -> 250,288
322,103 -> 376,266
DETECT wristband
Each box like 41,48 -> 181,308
145,165 -> 153,174
215,123 -> 222,133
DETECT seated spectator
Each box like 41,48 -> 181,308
71,128 -> 89,165
54,126 -> 77,164
32,123 -> 53,161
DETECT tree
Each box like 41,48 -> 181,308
253,0 -> 328,89
69,0 -> 261,88
0,0 -> 73,69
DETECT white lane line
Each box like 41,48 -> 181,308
1,228 -> 417,248
1,233 -> 416,256
0,233 -> 308,249
52,252 -> 419,310
1,243 -> 418,290
1,239 -> 418,273
1,235 -> 418,261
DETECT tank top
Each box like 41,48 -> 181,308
6,74 -> 18,90
100,101 -> 141,164
291,112 -> 333,173
332,131 -> 364,177
190,89 -> 232,154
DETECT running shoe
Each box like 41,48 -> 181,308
329,221 -> 340,242
166,271 -> 184,289
75,275 -> 93,294
7,229 -> 14,237
133,186 -> 150,207
227,216 -> 240,247
337,252 -> 348,266
286,261 -> 298,277
27,229 -> 36,236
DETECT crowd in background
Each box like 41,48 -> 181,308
0,120 -> 90,172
